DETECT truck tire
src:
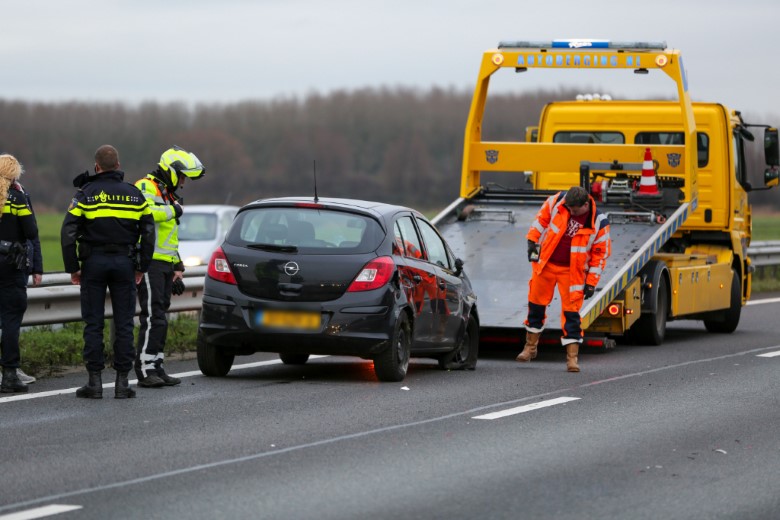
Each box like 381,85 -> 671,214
704,269 -> 741,333
374,313 -> 411,382
279,353 -> 310,365
438,314 -> 479,371
632,275 -> 668,346
197,332 -> 235,377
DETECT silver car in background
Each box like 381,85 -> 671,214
178,205 -> 240,267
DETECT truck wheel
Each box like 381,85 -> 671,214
197,331 -> 235,377
632,276 -> 668,346
704,269 -> 741,333
279,353 -> 310,365
438,314 -> 479,371
374,313 -> 411,382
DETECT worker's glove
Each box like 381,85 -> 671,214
527,240 -> 540,262
583,284 -> 595,300
171,278 -> 185,296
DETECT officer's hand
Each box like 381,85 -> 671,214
134,271 -> 144,285
172,278 -> 186,296
32,274 -> 42,287
583,284 -> 595,300
173,202 -> 183,218
70,271 -> 81,285
527,240 -> 540,262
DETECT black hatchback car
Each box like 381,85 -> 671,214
197,197 -> 479,382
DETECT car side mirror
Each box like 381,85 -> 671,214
454,258 -> 464,276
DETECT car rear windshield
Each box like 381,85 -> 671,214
227,206 -> 384,254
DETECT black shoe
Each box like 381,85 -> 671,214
1,367 -> 29,394
115,371 -> 136,399
75,370 -> 103,399
137,374 -> 165,388
157,367 -> 181,386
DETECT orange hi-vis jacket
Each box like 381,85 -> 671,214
526,192 -> 611,302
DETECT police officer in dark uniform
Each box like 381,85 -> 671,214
0,154 -> 38,394
61,145 -> 155,399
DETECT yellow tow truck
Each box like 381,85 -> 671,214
433,40 -> 779,346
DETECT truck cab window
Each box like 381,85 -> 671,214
635,132 -> 709,168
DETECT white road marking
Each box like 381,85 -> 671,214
2,346 -> 779,515
757,351 -> 780,358
0,504 -> 82,520
747,296 -> 780,306
0,356 -> 329,404
473,396 -> 581,420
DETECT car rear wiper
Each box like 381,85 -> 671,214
247,243 -> 299,253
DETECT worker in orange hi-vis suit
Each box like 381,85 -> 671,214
517,186 -> 611,372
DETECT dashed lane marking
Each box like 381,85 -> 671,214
757,350 -> 780,358
0,504 -> 82,520
472,396 -> 581,420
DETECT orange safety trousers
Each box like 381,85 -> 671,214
525,262 -> 585,344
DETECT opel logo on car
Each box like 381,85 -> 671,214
284,261 -> 300,276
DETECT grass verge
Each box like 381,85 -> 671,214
20,314 -> 199,378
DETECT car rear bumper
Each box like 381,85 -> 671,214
198,284 -> 398,357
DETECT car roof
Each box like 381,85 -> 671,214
241,197 -> 421,219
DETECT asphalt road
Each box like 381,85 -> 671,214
1,296 -> 779,520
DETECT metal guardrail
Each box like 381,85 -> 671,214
23,266 -> 206,326
19,241 -> 780,327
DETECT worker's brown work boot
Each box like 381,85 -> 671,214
566,343 -> 580,372
516,331 -> 540,362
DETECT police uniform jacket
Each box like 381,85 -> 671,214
1,184 -> 38,248
61,170 -> 155,274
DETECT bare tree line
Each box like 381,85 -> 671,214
0,87 -> 775,213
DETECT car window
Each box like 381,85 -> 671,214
394,216 -> 425,259
415,218 -> 450,269
228,207 -> 383,254
179,213 -> 218,241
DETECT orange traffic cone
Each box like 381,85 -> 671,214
637,147 -> 660,196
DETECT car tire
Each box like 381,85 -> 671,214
438,314 -> 479,371
279,353 -> 310,365
374,312 -> 411,382
197,331 -> 235,377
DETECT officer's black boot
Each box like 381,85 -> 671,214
157,365 -> 181,386
75,370 -> 103,399
1,366 -> 29,394
115,371 -> 136,399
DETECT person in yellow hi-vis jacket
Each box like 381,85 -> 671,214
133,146 -> 205,388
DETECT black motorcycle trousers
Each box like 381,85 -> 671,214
135,259 -> 174,378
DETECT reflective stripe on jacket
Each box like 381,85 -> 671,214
135,175 -> 180,264
526,192 -> 611,301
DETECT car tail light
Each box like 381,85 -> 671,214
347,256 -> 394,292
207,247 -> 237,285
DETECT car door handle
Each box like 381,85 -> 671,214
438,281 -> 446,289
413,275 -> 422,284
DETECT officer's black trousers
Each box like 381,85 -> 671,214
80,253 -> 137,372
135,259 -> 173,377
0,264 -> 27,369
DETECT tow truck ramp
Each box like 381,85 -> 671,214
434,196 -> 693,337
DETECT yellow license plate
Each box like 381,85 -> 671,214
261,310 -> 320,330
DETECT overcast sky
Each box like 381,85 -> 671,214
3,0 -> 778,119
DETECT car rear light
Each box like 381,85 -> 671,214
207,247 -> 237,285
347,256 -> 394,292
295,202 -> 323,209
